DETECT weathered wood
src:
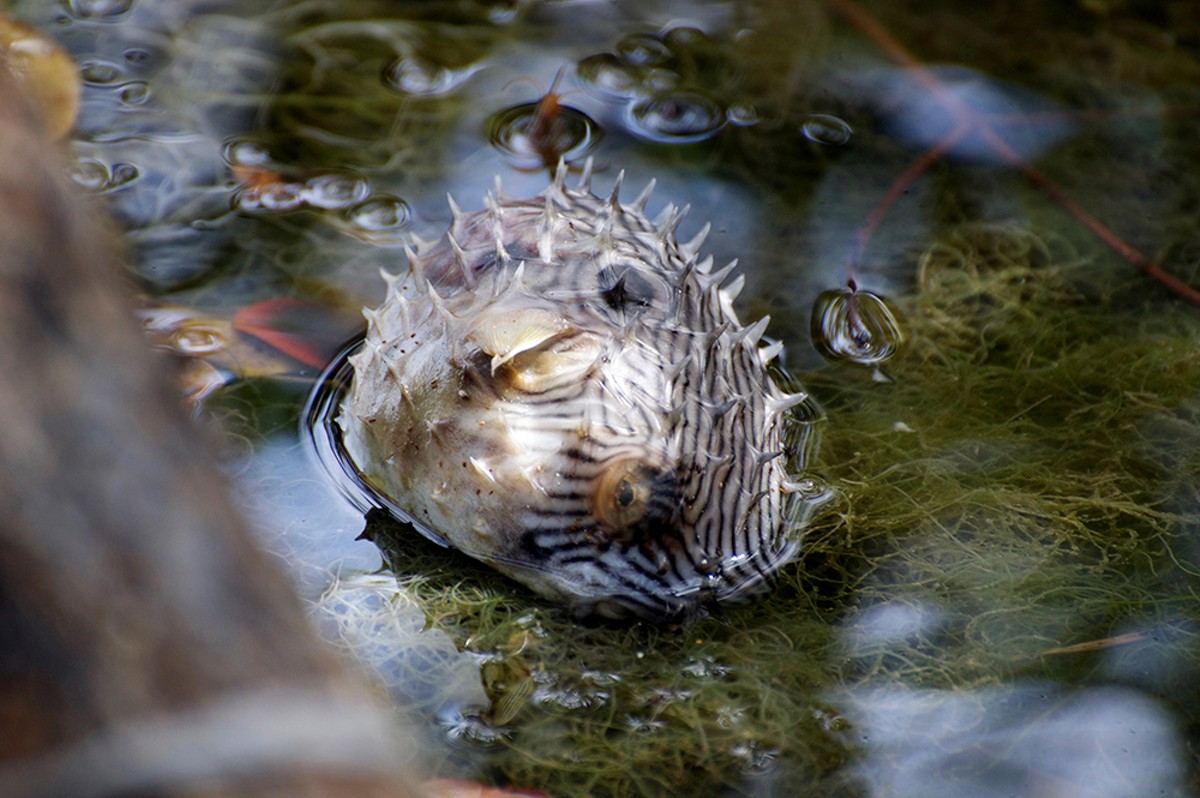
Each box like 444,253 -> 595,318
0,70 -> 420,798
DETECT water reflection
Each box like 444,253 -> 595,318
843,600 -> 946,655
233,434 -> 380,598
837,683 -> 1186,798
314,572 -> 489,719
843,66 -> 1078,164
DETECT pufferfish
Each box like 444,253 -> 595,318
333,163 -> 828,620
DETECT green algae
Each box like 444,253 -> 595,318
358,222 -> 1200,795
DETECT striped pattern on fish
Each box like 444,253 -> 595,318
337,163 -> 828,620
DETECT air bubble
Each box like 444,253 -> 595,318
108,162 -> 139,188
260,183 -> 305,212
345,195 -> 411,232
222,139 -> 273,168
66,160 -> 111,190
486,0 -> 520,24
727,103 -> 759,126
122,48 -> 151,66
576,53 -> 640,97
793,478 -> 826,499
169,325 -> 229,356
615,33 -> 673,67
801,114 -> 853,146
663,26 -> 708,47
624,715 -> 666,734
486,101 -> 602,170
302,173 -> 370,210
642,68 -> 681,92
729,740 -> 780,775
61,0 -> 132,19
235,181 -> 304,213
80,60 -> 121,84
442,710 -> 506,745
625,92 -> 725,143
383,57 -> 476,97
118,81 -> 150,105
811,284 -> 903,365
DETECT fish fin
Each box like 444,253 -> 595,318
468,308 -> 570,373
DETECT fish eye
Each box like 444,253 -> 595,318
590,459 -> 653,532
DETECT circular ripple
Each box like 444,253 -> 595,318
486,101 -> 602,169
811,285 -> 903,365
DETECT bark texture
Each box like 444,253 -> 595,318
0,70 -> 419,798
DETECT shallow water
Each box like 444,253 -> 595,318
16,0 -> 1200,795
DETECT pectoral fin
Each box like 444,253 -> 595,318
468,308 -> 570,374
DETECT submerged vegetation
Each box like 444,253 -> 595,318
356,221 -> 1200,796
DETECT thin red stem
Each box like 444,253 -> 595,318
849,125 -> 969,275
825,0 -> 1200,306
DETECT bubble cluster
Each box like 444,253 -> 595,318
313,573 -> 488,715
577,26 -> 738,144
66,159 -> 138,192
224,139 -> 400,237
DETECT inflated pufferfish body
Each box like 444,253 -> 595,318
338,165 -> 826,620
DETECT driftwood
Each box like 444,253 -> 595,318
0,70 -> 420,797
